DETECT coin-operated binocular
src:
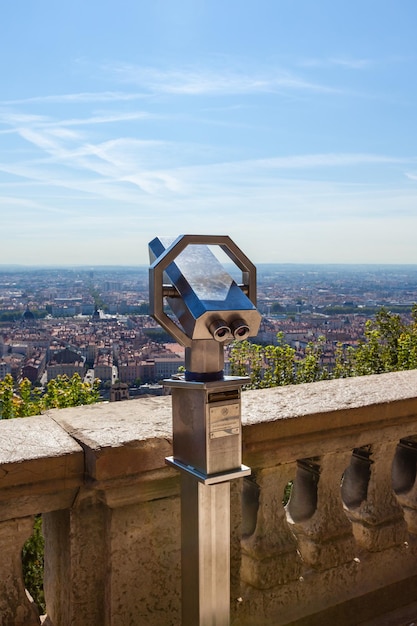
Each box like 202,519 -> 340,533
149,234 -> 261,476
149,234 -> 261,381
149,235 -> 261,626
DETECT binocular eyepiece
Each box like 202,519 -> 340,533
231,318 -> 251,340
208,318 -> 251,342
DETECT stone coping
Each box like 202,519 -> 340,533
48,396 -> 173,481
242,370 -> 417,425
0,415 -> 84,492
48,395 -> 173,447
242,370 -> 417,457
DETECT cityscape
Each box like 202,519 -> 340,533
2,263 -> 417,400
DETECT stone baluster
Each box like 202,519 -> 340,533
43,489 -> 110,626
241,463 -> 302,589
342,442 -> 407,551
392,437 -> 417,534
285,451 -> 356,570
0,516 -> 41,626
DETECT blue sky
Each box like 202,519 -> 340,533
1,0 -> 417,265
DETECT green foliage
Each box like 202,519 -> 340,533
333,343 -> 356,379
229,306 -> 417,389
0,309 -> 47,321
282,481 -> 293,506
0,374 -> 15,419
89,286 -> 105,310
397,329 -> 417,370
229,341 -> 266,388
263,332 -> 296,387
270,302 -> 285,313
0,373 -> 100,419
349,308 -> 408,376
22,516 -> 45,613
393,306 -> 417,370
230,333 -> 330,387
45,373 -> 100,409
295,336 -> 329,383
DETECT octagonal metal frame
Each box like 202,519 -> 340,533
149,234 -> 257,348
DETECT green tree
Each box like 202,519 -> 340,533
295,336 -> 329,383
397,329 -> 417,370
394,304 -> 417,371
22,516 -> 45,613
230,336 -> 288,387
229,340 -> 253,378
270,302 -> 284,314
263,333 -> 296,386
41,373 -> 100,409
229,340 -> 266,388
333,342 -> 356,379
0,373 -> 100,418
229,306 -> 417,389
351,308 -> 405,376
0,374 -> 15,419
353,324 -> 387,376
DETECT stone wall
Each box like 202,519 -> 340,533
1,371 -> 417,625
239,370 -> 417,625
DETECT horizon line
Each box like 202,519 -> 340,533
2,261 -> 417,270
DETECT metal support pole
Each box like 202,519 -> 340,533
181,473 -> 231,626
164,378 -> 251,626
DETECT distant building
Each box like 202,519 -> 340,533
22,306 -> 36,326
153,354 -> 184,380
138,383 -> 166,396
139,359 -> 156,383
22,349 -> 47,383
0,360 -> 11,380
110,382 -> 129,402
1,354 -> 24,380
51,306 -> 77,317
8,343 -> 28,357
118,358 -> 145,384
47,347 -> 86,381
94,352 -> 114,382
81,304 -> 95,315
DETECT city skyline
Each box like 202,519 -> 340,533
1,1 -> 417,266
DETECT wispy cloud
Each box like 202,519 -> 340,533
243,153 -> 408,170
299,57 -> 373,70
0,112 -> 50,126
1,102 -> 414,205
54,111 -> 153,127
0,109 -> 152,131
1,76 -> 415,238
106,64 -> 342,96
1,91 -> 149,105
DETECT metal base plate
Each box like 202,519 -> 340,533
165,456 -> 251,484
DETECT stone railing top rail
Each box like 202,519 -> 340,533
244,369 -> 417,422
241,370 -> 417,464
1,370 -> 417,515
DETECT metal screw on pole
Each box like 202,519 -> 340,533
149,235 -> 261,626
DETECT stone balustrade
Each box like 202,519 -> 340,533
2,370 -> 417,625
